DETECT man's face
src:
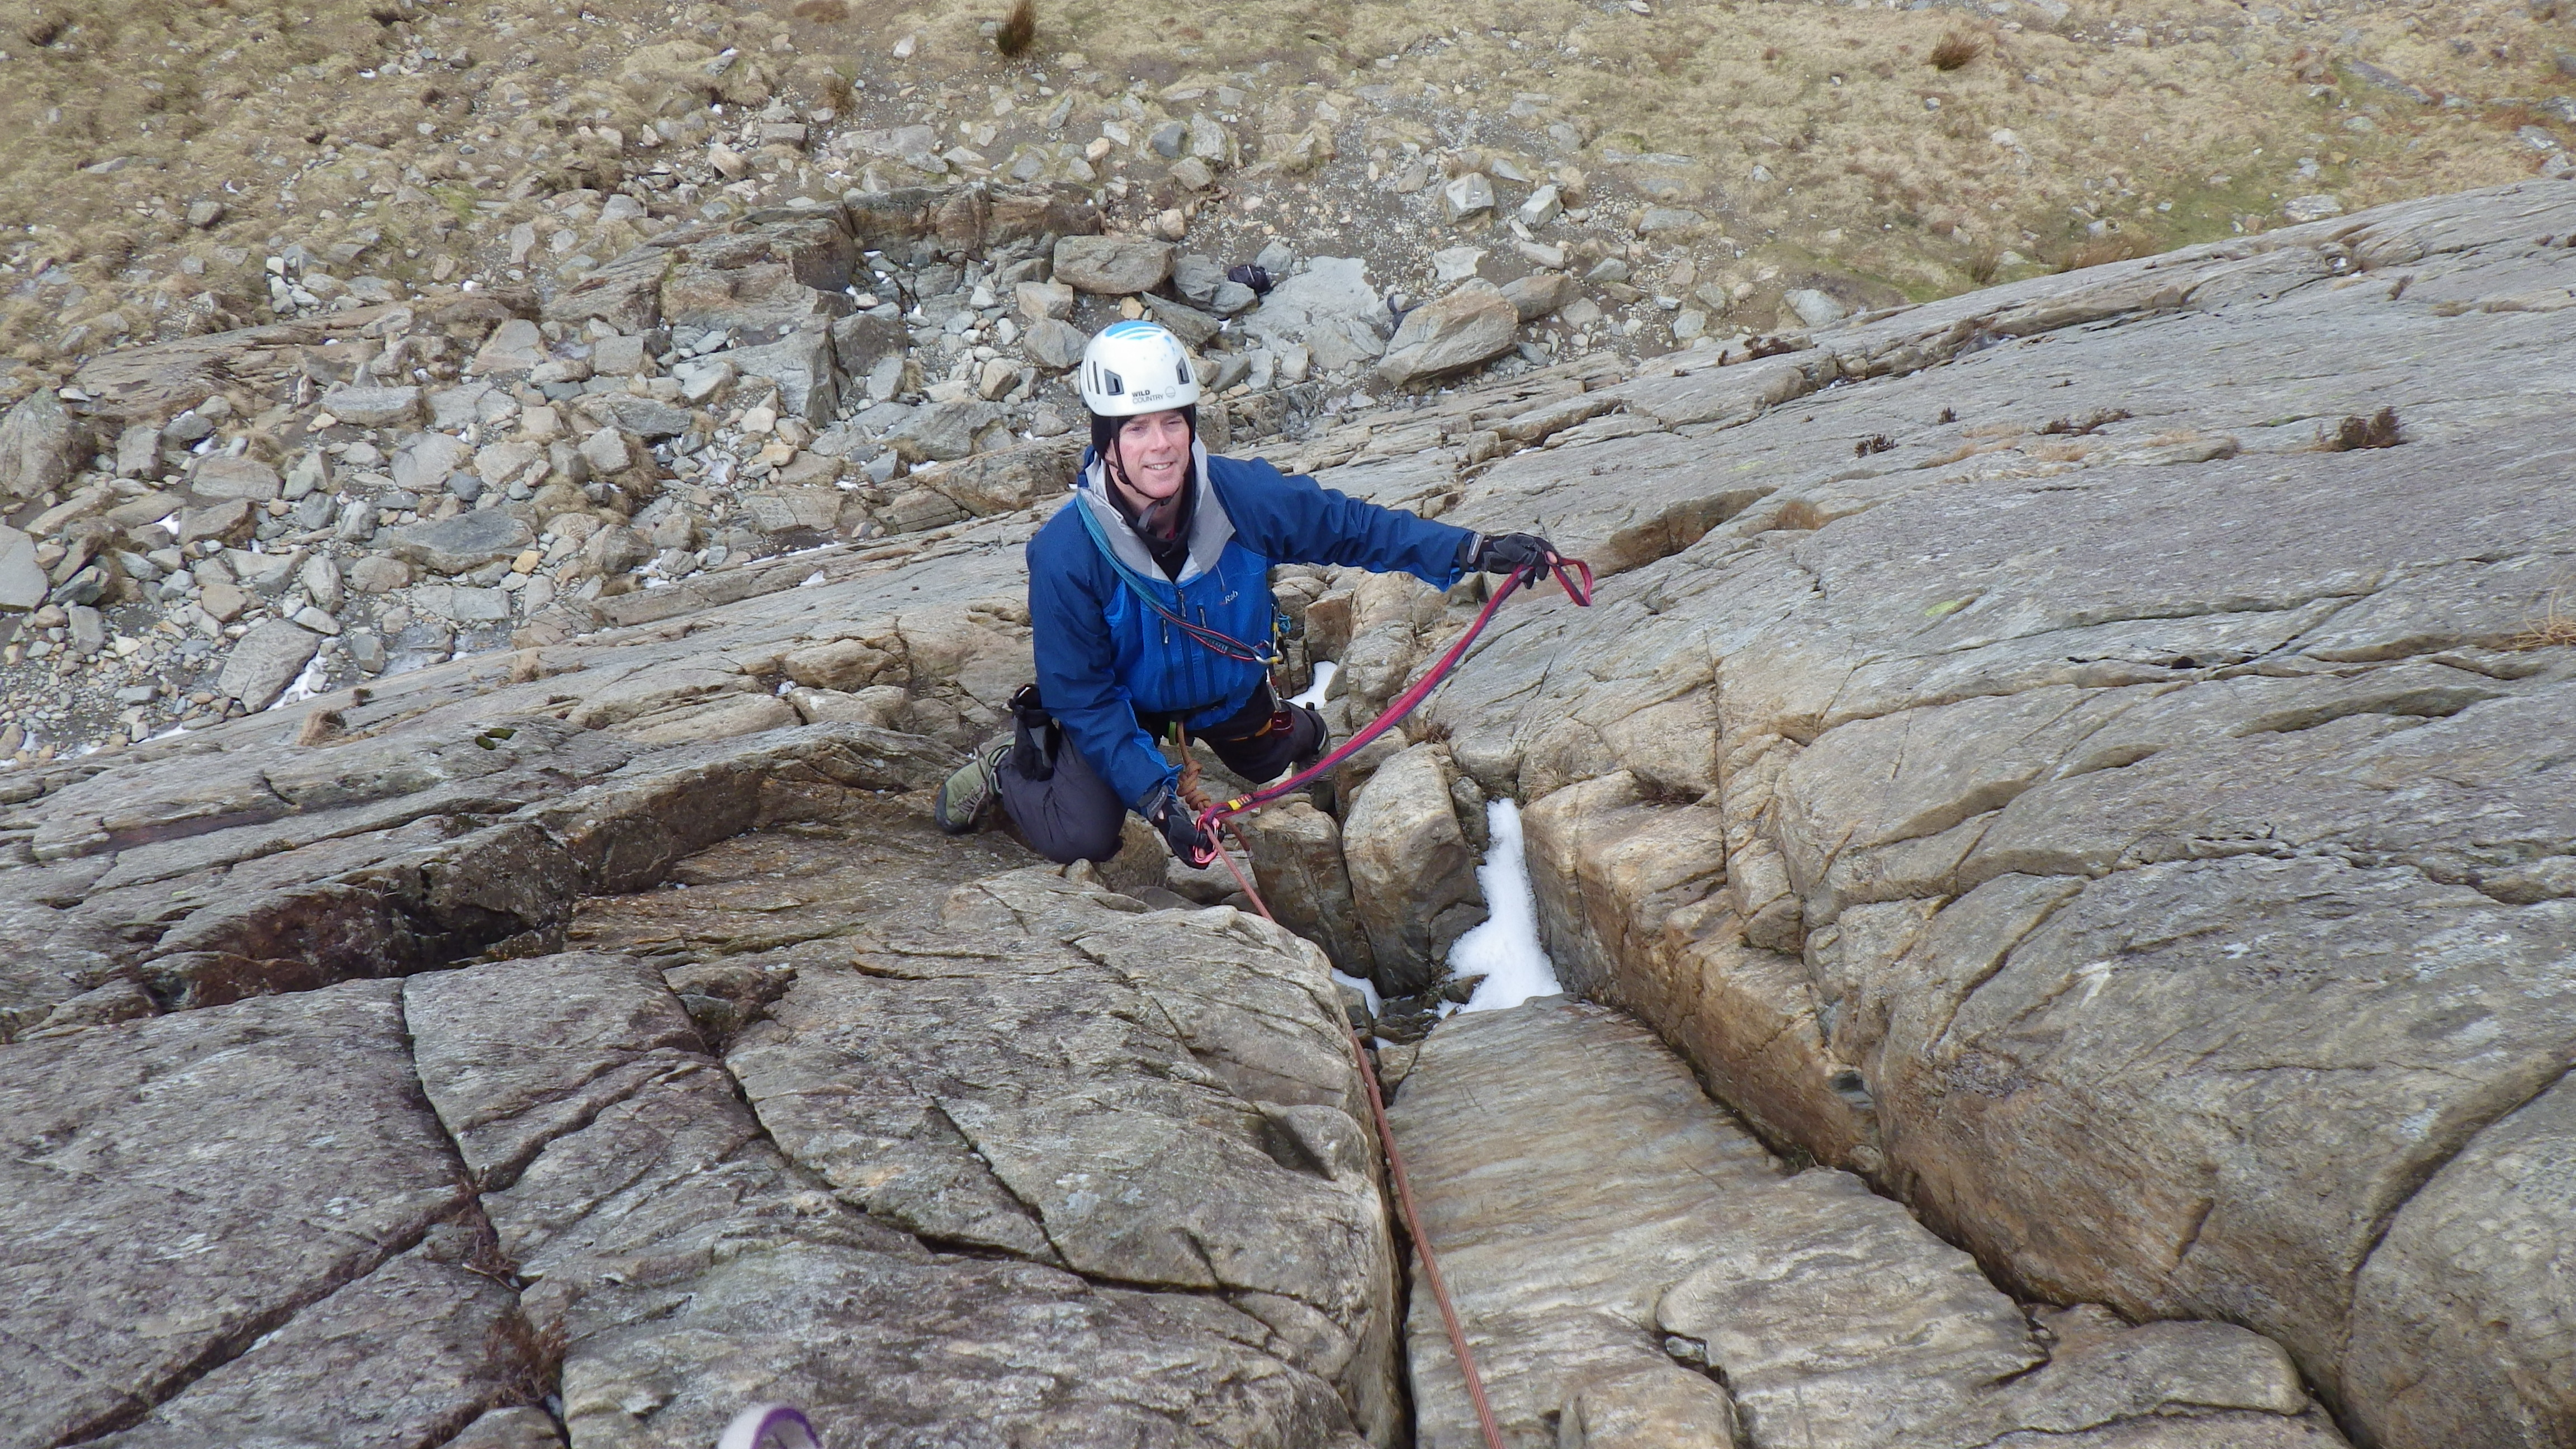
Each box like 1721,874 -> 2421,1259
1112,409 -> 1192,503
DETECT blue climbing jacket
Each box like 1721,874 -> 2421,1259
1026,441 -> 1476,810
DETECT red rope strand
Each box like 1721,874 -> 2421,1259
1188,555 -> 1594,860
1185,554 -> 1592,1449
1210,834 -> 1511,1449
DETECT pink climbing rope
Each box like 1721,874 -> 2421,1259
1185,553 -> 1595,865
1211,827 -> 1512,1449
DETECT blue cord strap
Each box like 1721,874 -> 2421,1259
1070,490 -> 1280,667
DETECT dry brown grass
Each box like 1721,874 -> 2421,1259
2513,586 -> 2576,650
2318,407 -> 2404,451
2058,237 -> 2149,272
994,0 -> 1036,57
1928,31 -> 1985,72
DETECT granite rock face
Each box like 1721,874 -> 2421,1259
1390,999 -> 2346,1449
1305,182 -> 2576,1445
0,179 -> 2568,1448
0,981 -> 482,1446
3,764 -> 1396,1446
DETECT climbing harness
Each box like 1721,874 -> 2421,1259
1186,552 -> 1595,866
718,1404 -> 820,1449
1190,550 -> 1595,1449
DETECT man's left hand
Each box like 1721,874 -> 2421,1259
1471,532 -> 1559,575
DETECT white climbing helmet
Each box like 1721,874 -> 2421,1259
1078,320 -> 1201,416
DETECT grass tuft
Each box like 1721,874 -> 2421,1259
996,0 -> 1036,58
2512,586 -> 2576,651
2318,406 -> 2402,451
2058,237 -> 2147,272
1929,31 -> 1985,72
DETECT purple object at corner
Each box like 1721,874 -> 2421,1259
1226,263 -> 1273,296
718,1404 -> 821,1449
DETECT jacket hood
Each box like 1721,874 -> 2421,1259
1072,439 -> 1234,585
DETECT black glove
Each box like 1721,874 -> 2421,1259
1143,783 -> 1213,864
1470,532 -> 1558,575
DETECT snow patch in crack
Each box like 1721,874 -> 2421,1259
1455,801 -> 1562,1012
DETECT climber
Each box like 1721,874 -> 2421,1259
934,319 -> 1559,864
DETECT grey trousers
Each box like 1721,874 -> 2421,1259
995,705 -> 1129,865
992,684 -> 1326,865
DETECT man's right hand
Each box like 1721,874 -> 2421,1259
1143,784 -> 1214,864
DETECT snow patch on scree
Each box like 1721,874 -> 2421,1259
1456,800 -> 1561,1012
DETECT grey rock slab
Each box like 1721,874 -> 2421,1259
426,940 -> 1366,1449
2343,1066 -> 2576,1449
1386,997 -> 1794,1446
0,980 -> 470,1447
115,422 -> 159,478
580,391 -> 694,439
216,618 -> 322,709
1172,253 -> 1227,306
1240,256 -> 1387,371
472,318 -> 546,373
1872,857 -> 2576,1416
189,454 -> 283,503
577,426 -> 630,475
0,525 -> 45,610
347,554 -> 413,594
1376,285 -> 1520,387
1502,270 -> 1578,323
319,383 -> 423,427
1382,190 -> 2576,1436
827,307 -> 905,378
884,398 -> 1007,463
565,1237 -> 1368,1449
1783,286 -> 1849,328
1053,233 -> 1175,294
405,951 -> 708,1188
724,325 -> 840,423
1339,743 -> 1481,995
87,1246 -> 533,1449
728,865 -> 1401,1440
1145,291 -> 1224,348
1393,998 -> 2341,1449
1441,172 -> 1497,224
391,432 -> 472,495
1213,279 -> 1260,315
386,509 -> 537,575
1022,315 -> 1088,370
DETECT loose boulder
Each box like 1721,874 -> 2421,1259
0,389 -> 87,503
216,619 -> 321,709
319,385 -> 423,427
1340,742 -> 1484,994
1376,285 -> 1520,388
386,509 -> 537,575
886,400 -> 1008,464
1052,235 -> 1174,295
